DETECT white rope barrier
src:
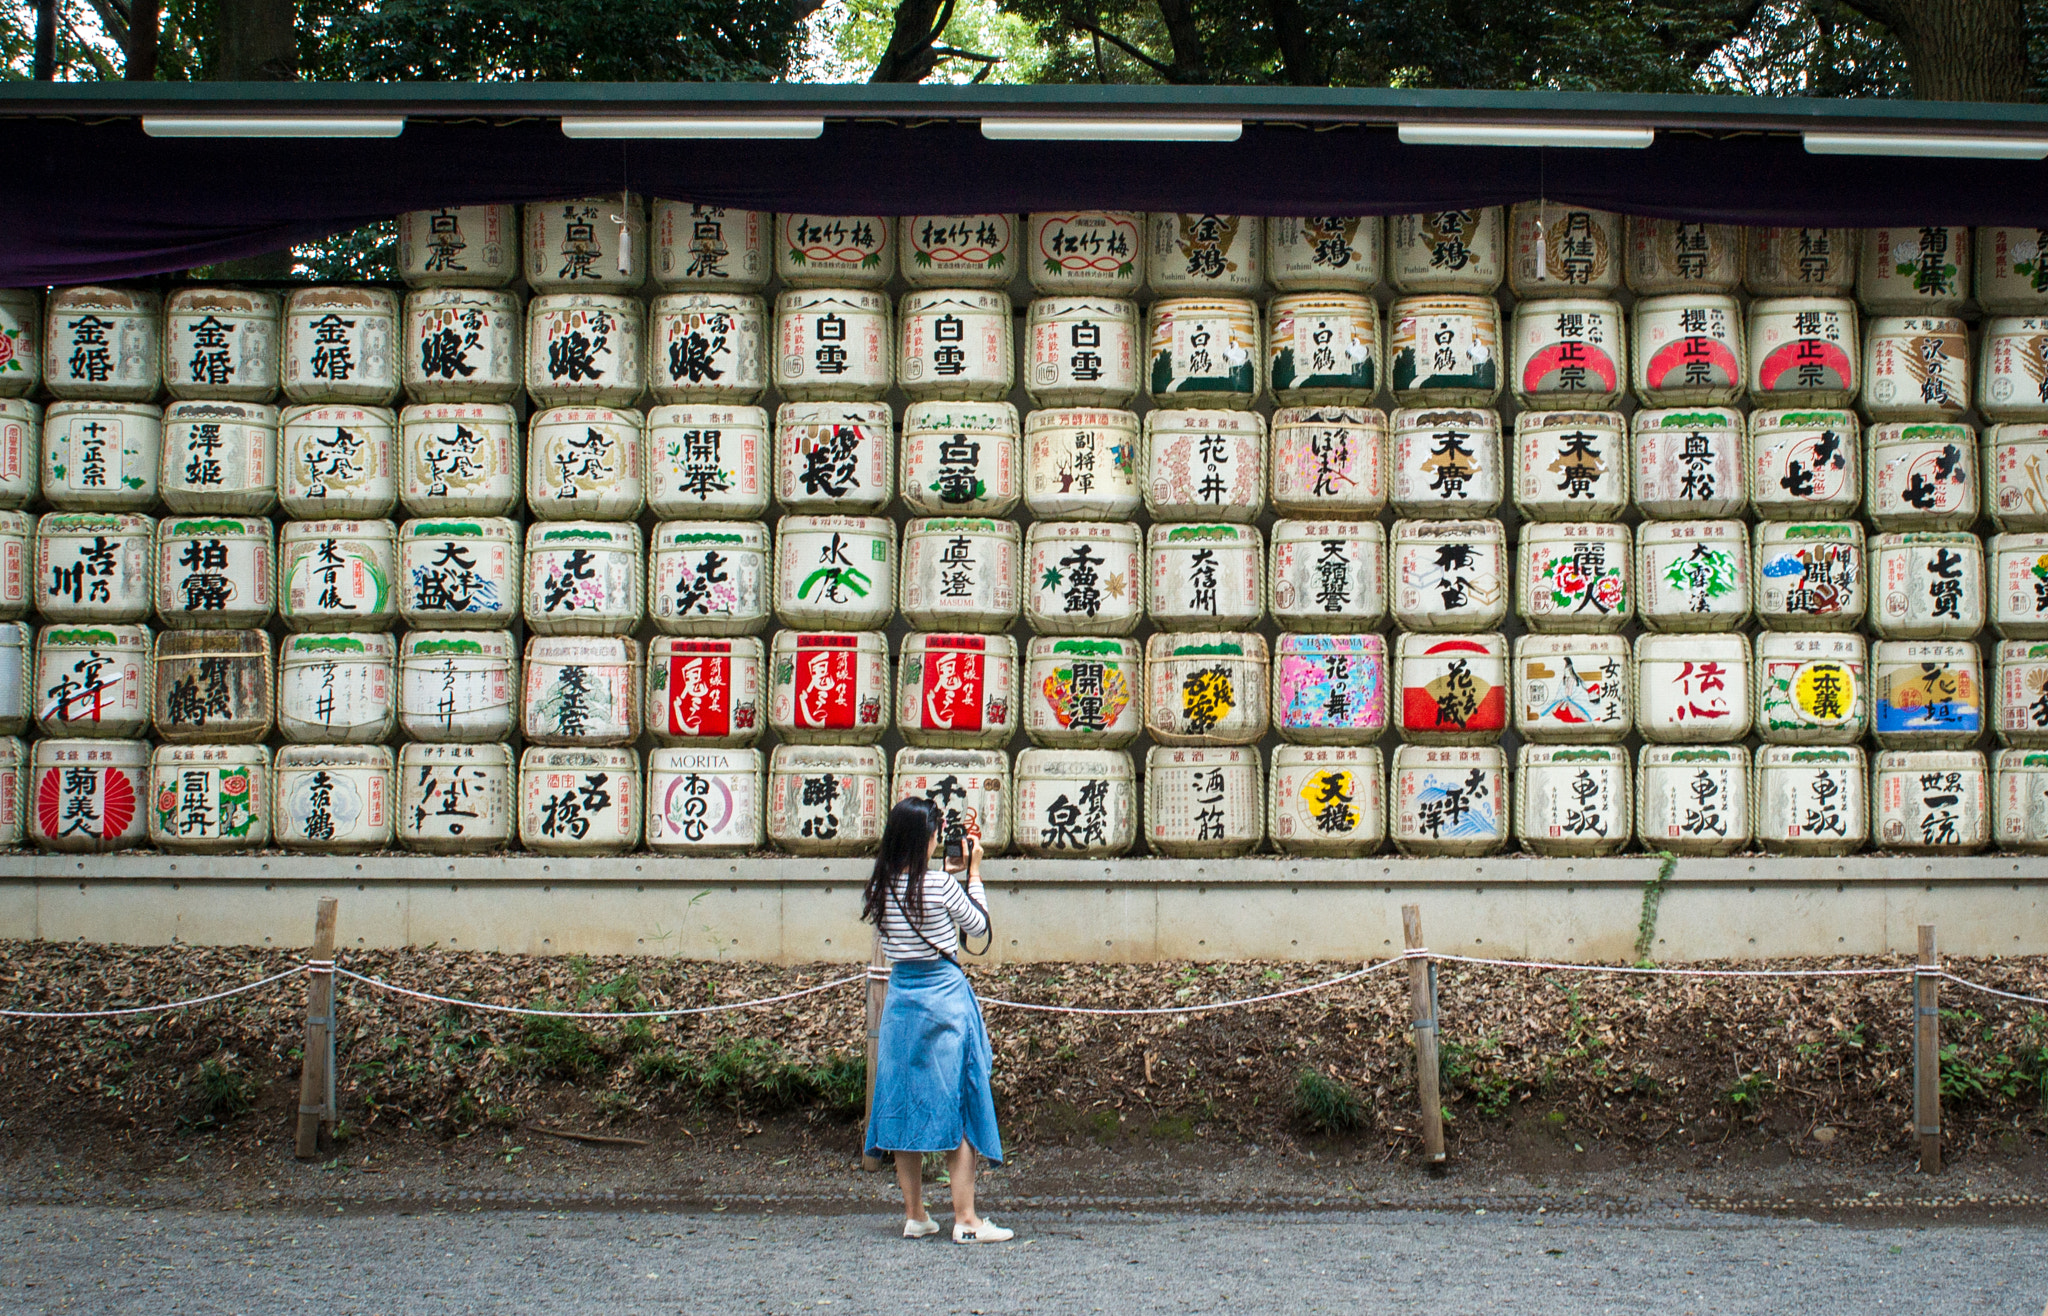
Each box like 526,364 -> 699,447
1939,971 -> 2048,1008
0,967 -> 305,1020
977,955 -> 1410,1016
331,966 -> 867,1019
1428,953 -> 1917,980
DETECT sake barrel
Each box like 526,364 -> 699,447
1145,745 -> 1262,857
776,213 -> 893,289
0,289 -> 39,398
1268,744 -> 1384,856
397,402 -> 519,517
280,519 -> 395,633
1517,522 -> 1631,634
1023,520 -> 1144,636
1269,293 -> 1379,405
1389,407 -> 1502,517
645,404 -> 770,519
151,629 -> 271,744
1748,298 -> 1859,408
1514,410 -> 1628,522
1387,295 -> 1501,406
1754,520 -> 1867,631
648,292 -> 768,405
646,746 -> 764,855
148,743 -> 269,853
774,400 -> 894,514
649,519 -> 771,636
1630,407 -> 1748,521
1872,638 -> 1983,749
0,397 -> 36,509
1269,520 -> 1386,631
1023,633 -> 1144,748
522,635 -> 639,746
163,287 -> 279,403
1977,316 -> 2048,424
1749,409 -> 1860,520
1755,631 -> 1868,746
158,400 -> 276,515
1022,408 -> 1141,519
156,516 -> 274,631
1746,227 -> 1857,296
1391,518 -> 1509,632
1631,294 -> 1745,407
36,512 -> 150,624
774,289 -> 892,401
1143,631 -> 1269,748
401,287 -> 522,405
900,401 -> 1021,517
1025,296 -> 1140,408
522,520 -> 643,636
273,743 -> 393,853
1267,216 -> 1381,293
523,195 -> 646,292
896,632 -> 1019,750
1625,218 -> 1743,296
44,286 -> 160,402
1511,298 -> 1626,411
773,514 -> 894,630
1636,519 -> 1751,633
1509,202 -> 1623,297
1871,531 -> 1985,640
397,204 -> 518,288
1755,745 -> 1867,855
41,401 -> 159,511
767,629 -> 890,745
1635,632 -> 1752,744
1868,422 -> 1977,531
1148,523 -> 1264,632
899,290 -> 1013,403
30,737 -> 147,852
1512,633 -> 1630,744
766,742 -> 887,856
645,635 -> 766,748
1148,213 -> 1261,297
1993,746 -> 2048,850
283,287 -> 399,406
1995,638 -> 2048,747
1389,744 -> 1508,857
1636,745 -> 1750,856
397,741 -> 514,854
519,745 -> 640,855
0,622 -> 29,735
280,404 -> 397,518
1977,227 -> 2048,314
1270,406 -> 1388,517
1862,315 -> 1969,421
653,202 -> 769,291
1142,408 -> 1264,521
1515,744 -> 1629,857
525,293 -> 644,408
1028,211 -> 1145,296
1011,747 -> 1137,857
526,405 -> 643,519
894,747 -> 1012,854
1387,210 -> 1504,295
399,516 -> 521,629
1859,226 -> 1969,314
1272,632 -> 1388,745
398,630 -> 518,744
34,623 -> 149,739
277,632 -> 396,744
1146,298 -> 1261,407
1874,749 -> 1988,853
0,737 -> 26,845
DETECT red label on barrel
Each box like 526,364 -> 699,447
795,634 -> 857,730
667,640 -> 733,738
920,636 -> 985,732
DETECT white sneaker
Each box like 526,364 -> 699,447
903,1216 -> 940,1239
952,1217 -> 1014,1244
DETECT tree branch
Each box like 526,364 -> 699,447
1063,15 -> 1176,80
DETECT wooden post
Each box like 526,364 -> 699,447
1403,905 -> 1446,1165
861,931 -> 888,1171
1914,923 -> 1941,1175
295,898 -> 339,1160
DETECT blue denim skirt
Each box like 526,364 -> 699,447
863,957 -> 1004,1163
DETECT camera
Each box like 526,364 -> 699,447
944,835 -> 965,866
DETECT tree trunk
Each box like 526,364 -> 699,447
215,0 -> 297,80
1153,0 -> 1210,83
127,0 -> 158,81
869,0 -> 953,83
1839,0 -> 2030,102
32,0 -> 56,80
1261,0 -> 1322,85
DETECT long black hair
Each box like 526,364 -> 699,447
863,797 -> 941,928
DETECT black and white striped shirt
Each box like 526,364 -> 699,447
878,866 -> 989,963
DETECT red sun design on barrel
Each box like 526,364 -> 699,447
37,766 -> 135,841
1645,337 -> 1741,391
1520,343 -> 1618,395
1758,340 -> 1853,393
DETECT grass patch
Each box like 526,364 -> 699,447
1293,1067 -> 1365,1135
181,1056 -> 257,1129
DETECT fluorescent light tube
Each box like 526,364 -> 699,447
1803,131 -> 2048,160
142,116 -> 406,138
560,116 -> 824,140
981,117 -> 1242,143
1397,122 -> 1654,149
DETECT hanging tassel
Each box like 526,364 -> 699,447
1533,213 -> 1548,282
612,189 -> 632,276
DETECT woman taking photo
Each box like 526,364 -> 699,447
861,798 -> 1012,1244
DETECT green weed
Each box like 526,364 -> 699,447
1292,1067 -> 1366,1135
